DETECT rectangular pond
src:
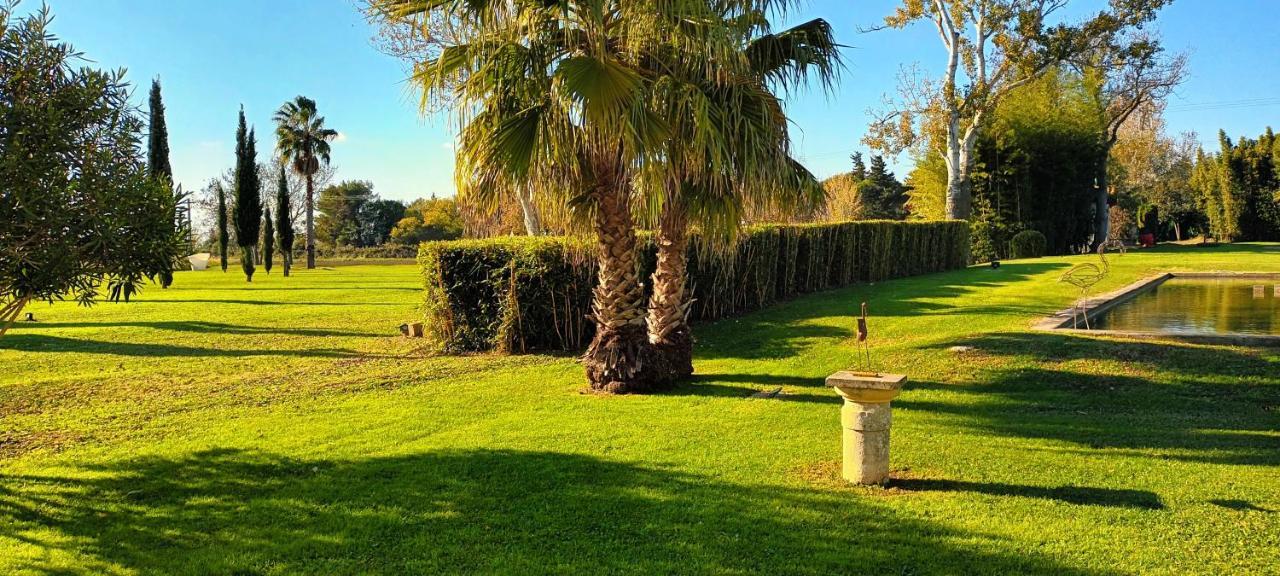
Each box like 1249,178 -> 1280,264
1093,276 -> 1280,336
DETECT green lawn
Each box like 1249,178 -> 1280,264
2,245 -> 1278,575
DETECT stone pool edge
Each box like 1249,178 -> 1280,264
1032,271 -> 1280,347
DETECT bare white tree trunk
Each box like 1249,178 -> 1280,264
943,110 -> 982,221
515,183 -> 543,236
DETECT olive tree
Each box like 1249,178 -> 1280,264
0,5 -> 184,336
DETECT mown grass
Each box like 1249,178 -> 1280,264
1,244 -> 1278,575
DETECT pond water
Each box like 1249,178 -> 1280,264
1093,277 -> 1280,335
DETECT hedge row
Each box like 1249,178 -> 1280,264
419,220 -> 970,353
289,244 -> 419,259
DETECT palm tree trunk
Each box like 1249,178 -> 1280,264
583,158 -> 665,393
305,169 -> 316,269
647,193 -> 693,380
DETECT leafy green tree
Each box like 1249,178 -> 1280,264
867,0 -> 1170,220
391,197 -> 464,244
1081,34 -> 1186,248
359,198 -> 406,246
316,180 -> 374,247
263,207 -> 275,274
821,172 -> 862,221
0,6 -> 184,336
216,180 -> 229,271
233,109 -> 262,281
906,68 -> 1103,258
1190,129 -> 1280,242
1109,111 -> 1202,240
275,169 -> 295,276
274,96 -> 337,270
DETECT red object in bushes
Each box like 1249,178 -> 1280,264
1139,233 -> 1156,247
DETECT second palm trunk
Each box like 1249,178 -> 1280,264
647,197 -> 693,380
582,166 -> 666,393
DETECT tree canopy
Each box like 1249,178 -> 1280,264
0,6 -> 184,334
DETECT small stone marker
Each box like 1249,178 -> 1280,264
825,371 -> 907,485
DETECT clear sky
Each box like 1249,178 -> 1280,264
30,0 -> 1280,204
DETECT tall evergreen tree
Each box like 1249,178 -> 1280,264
867,155 -> 890,183
850,152 -> 867,181
861,155 -> 909,219
216,180 -> 229,272
147,78 -> 172,182
232,109 -> 262,281
275,169 -> 294,276
147,77 -> 186,278
263,207 -> 274,275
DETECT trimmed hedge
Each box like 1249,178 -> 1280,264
419,220 -> 970,353
292,244 -> 419,259
1009,230 -> 1047,259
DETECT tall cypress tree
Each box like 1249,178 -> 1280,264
147,78 -> 172,182
148,77 -> 186,275
276,169 -> 295,276
216,180 -> 229,272
233,109 -> 262,281
263,207 -> 275,275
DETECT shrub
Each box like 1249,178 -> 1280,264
1009,230 -> 1047,259
419,221 -> 970,354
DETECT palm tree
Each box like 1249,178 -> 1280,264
273,96 -> 337,270
375,0 -> 783,393
644,16 -> 842,379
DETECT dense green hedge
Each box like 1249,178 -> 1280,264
290,244 -> 419,259
419,220 -> 969,353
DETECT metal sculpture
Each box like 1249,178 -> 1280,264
1060,244 -> 1110,329
1104,238 -> 1128,255
853,302 -> 875,375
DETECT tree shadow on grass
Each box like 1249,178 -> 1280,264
133,298 -> 408,306
0,448 -> 1118,575
1139,242 -> 1280,256
0,334 -> 380,359
900,332 -> 1280,466
16,321 -> 384,338
694,261 -> 1068,362
660,374 -> 836,404
191,286 -> 420,292
890,479 -> 1164,510
1207,499 -> 1273,513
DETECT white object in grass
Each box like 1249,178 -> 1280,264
188,253 -> 211,271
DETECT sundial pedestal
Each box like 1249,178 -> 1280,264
825,371 -> 907,485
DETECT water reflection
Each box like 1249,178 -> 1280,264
1094,278 -> 1280,335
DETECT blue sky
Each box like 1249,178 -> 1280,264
32,0 -> 1280,204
